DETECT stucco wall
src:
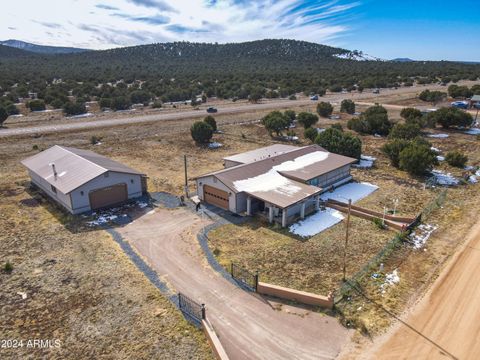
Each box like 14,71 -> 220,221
70,171 -> 143,214
196,176 -> 236,213
28,170 -> 73,212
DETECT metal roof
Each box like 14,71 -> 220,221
21,145 -> 145,194
223,144 -> 299,164
197,145 -> 356,208
471,95 -> 480,101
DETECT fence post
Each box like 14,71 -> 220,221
201,304 -> 206,320
230,262 -> 234,277
254,271 -> 259,292
178,292 -> 182,310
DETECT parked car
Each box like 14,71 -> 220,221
373,88 -> 380,94
206,107 -> 218,113
451,101 -> 468,109
310,95 -> 319,101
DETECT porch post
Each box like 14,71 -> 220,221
247,196 -> 252,216
268,206 -> 274,223
300,202 -> 306,219
282,208 -> 287,227
315,195 -> 320,211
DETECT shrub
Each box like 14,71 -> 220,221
418,90 -> 447,104
331,123 -> 343,132
90,136 -> 102,145
284,110 -> 296,124
5,103 -> 19,115
448,84 -> 473,98
400,107 -> 423,121
430,107 -> 473,129
0,107 -> 8,126
203,115 -> 217,131
398,143 -> 438,176
4,261 -> 13,273
262,111 -> 289,136
304,127 -> 317,142
340,99 -> 355,114
99,98 -> 112,109
381,139 -> 410,167
28,99 -> 46,112
348,105 -> 392,135
191,121 -> 213,143
110,96 -> 131,111
50,98 -> 65,109
372,217 -> 386,230
445,151 -> 468,168
316,102 -> 333,117
388,123 -> 421,140
315,128 -> 362,159
297,112 -> 318,128
151,100 -> 162,108
63,102 -> 87,116
130,90 -> 151,105
289,95 -> 297,100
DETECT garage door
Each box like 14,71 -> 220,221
203,185 -> 229,210
89,183 -> 128,210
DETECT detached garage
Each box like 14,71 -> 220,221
21,145 -> 147,214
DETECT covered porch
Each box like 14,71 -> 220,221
246,193 -> 323,227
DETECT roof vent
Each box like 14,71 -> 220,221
49,163 -> 58,179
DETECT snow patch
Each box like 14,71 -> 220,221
320,182 -> 378,203
67,112 -> 93,119
427,133 -> 449,138
352,155 -> 376,169
289,208 -> 344,237
469,175 -> 478,184
436,155 -> 445,161
464,128 -> 480,135
208,142 -> 223,149
408,224 -> 437,249
430,170 -> 459,186
430,147 -> 441,153
233,151 -> 329,195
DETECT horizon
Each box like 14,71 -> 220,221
1,0 -> 478,62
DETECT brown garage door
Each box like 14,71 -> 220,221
203,185 -> 229,210
89,183 -> 128,210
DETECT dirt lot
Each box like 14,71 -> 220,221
1,88 -> 480,358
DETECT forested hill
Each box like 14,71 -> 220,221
0,39 -> 479,102
0,40 -> 89,54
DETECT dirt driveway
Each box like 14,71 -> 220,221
369,220 -> 480,359
117,207 -> 350,360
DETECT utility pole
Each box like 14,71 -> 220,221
184,155 -> 189,198
342,198 -> 352,282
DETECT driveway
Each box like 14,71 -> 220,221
118,207 -> 350,360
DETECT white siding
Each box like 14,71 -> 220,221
196,176 -> 237,213
28,170 -> 73,212
70,171 -> 143,214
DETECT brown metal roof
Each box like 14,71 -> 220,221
197,145 -> 356,208
223,144 -> 299,164
21,145 -> 145,194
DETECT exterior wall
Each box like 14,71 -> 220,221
236,192 -> 248,213
307,165 -> 351,188
28,170 -> 73,213
224,160 -> 243,168
70,171 -> 143,214
196,176 -> 237,213
257,282 -> 334,309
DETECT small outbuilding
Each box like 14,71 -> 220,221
22,145 -> 147,214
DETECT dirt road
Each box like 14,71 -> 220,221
0,83 -> 461,138
118,208 -> 350,360
371,219 -> 480,359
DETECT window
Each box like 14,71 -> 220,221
80,191 -> 84,196
130,179 -> 134,184
51,185 -> 57,193
213,178 -> 217,183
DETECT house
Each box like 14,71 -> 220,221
195,145 -> 356,227
470,95 -> 480,109
22,146 -> 147,214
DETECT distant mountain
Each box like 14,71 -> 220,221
0,44 -> 35,58
391,58 -> 415,62
0,39 -> 89,54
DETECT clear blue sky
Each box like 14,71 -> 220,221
0,0 -> 478,61
340,0 -> 479,61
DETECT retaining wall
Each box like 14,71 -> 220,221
202,319 -> 230,360
257,282 -> 334,309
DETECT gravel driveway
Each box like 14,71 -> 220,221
117,207 -> 350,360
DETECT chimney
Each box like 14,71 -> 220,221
50,163 -> 57,179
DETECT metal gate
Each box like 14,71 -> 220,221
178,292 -> 205,323
230,262 -> 258,292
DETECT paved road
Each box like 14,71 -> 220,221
119,208 -> 350,360
372,219 -> 480,359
